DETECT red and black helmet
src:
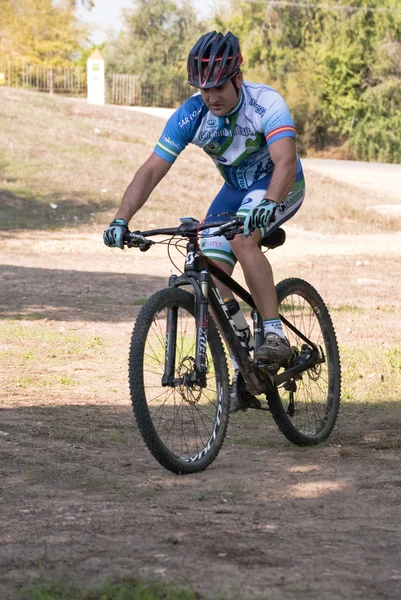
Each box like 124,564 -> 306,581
187,31 -> 243,89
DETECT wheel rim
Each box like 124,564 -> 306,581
279,291 -> 333,435
140,304 -> 223,462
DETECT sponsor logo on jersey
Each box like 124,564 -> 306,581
178,108 -> 202,129
161,134 -> 180,149
207,119 -> 216,127
234,124 -> 254,136
204,141 -> 221,153
199,128 -> 232,142
249,98 -> 267,117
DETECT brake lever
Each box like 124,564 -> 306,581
215,219 -> 244,239
138,240 -> 153,252
125,231 -> 155,251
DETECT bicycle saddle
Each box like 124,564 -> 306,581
260,227 -> 286,249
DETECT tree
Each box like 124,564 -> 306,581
105,0 -> 206,81
215,0 -> 401,158
0,0 -> 88,66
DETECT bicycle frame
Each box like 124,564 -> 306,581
166,238 -> 269,395
140,228 -> 323,396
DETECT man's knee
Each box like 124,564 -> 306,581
230,231 -> 261,259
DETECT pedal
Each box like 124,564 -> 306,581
256,361 -> 279,374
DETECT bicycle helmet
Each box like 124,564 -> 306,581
187,31 -> 243,89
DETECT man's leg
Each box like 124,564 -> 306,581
199,181 -> 244,300
230,232 -> 278,319
233,184 -> 306,364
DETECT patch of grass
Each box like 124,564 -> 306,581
134,297 -> 150,306
87,336 -> 103,347
18,578 -> 210,600
0,320 -> 110,395
0,312 -> 49,321
331,304 -> 365,315
340,343 -> 401,404
1,88 -> 210,231
58,375 -> 76,386
15,374 -> 77,388
387,348 -> 401,371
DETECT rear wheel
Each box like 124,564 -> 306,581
129,287 -> 230,474
267,278 -> 341,446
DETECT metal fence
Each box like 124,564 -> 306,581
0,60 -> 86,96
110,73 -> 193,108
0,60 -> 193,107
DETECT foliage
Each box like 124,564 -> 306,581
0,0 -> 87,66
215,0 -> 401,160
105,0 -> 207,82
74,43 -> 106,68
350,79 -> 401,162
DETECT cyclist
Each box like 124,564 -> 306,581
104,31 -> 305,375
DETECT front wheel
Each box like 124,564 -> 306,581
129,287 -> 230,474
267,278 -> 341,446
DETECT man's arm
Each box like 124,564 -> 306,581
264,138 -> 297,204
114,153 -> 173,223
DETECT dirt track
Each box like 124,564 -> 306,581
1,223 -> 401,599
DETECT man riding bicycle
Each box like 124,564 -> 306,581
104,31 -> 305,371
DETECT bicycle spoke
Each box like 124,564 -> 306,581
138,299 -> 223,461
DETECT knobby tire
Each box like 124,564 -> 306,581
129,287 -> 230,474
266,278 -> 341,446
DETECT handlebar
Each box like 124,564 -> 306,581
124,216 -> 244,250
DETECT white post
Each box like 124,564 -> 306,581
87,49 -> 105,105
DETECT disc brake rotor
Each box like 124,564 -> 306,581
177,356 -> 202,404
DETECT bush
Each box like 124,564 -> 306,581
350,80 -> 401,163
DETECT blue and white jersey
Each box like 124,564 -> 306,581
154,81 -> 304,191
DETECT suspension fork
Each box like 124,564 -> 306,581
162,272 -> 209,387
162,285 -> 178,386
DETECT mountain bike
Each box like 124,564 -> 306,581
125,216 -> 341,475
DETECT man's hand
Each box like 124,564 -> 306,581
240,199 -> 277,237
103,218 -> 129,249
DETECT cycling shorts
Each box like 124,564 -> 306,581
200,175 -> 305,268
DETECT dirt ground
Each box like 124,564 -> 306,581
1,224 -> 401,600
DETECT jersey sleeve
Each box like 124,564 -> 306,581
154,94 -> 205,164
260,91 -> 296,146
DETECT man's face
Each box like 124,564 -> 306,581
200,72 -> 243,116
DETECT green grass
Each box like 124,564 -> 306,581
0,320 -> 104,351
0,312 -> 49,321
15,373 -> 77,388
18,579 -> 210,600
0,319 -> 107,395
340,343 -> 401,404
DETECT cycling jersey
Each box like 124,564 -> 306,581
154,81 -> 304,191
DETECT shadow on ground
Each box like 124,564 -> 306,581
0,264 -> 168,322
0,189 -> 114,230
1,403 -> 401,600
